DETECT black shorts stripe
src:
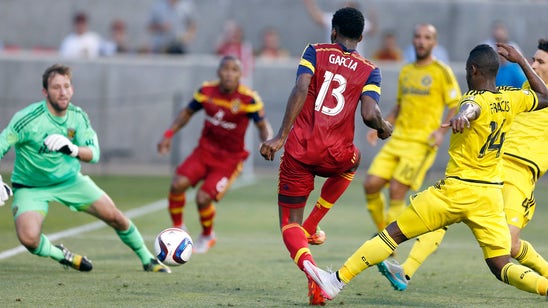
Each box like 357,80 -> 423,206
503,152 -> 541,182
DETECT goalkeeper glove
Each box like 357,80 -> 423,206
44,134 -> 79,157
0,175 -> 13,206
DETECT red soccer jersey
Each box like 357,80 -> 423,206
189,81 -> 265,160
284,43 -> 382,168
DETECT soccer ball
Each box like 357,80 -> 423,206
154,228 -> 193,266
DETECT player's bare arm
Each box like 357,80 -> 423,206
260,73 -> 311,161
366,103 -> 397,146
441,102 -> 480,133
498,42 -> 548,108
430,106 -> 457,147
256,118 -> 274,142
158,107 -> 196,155
361,95 -> 392,139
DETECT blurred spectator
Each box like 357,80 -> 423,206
100,19 -> 131,56
303,0 -> 378,56
148,0 -> 197,54
59,12 -> 102,58
255,27 -> 290,60
482,20 -> 521,52
372,31 -> 403,62
482,20 -> 525,87
215,20 -> 254,85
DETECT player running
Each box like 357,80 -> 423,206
157,55 -> 272,254
260,7 -> 392,305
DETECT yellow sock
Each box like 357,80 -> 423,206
515,240 -> 548,278
402,228 -> 447,279
386,199 -> 406,225
339,230 -> 397,283
502,263 -> 548,295
366,192 -> 386,232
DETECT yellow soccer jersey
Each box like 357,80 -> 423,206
445,87 -> 538,184
503,81 -> 548,181
393,60 -> 461,142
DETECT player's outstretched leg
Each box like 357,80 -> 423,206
56,244 -> 93,272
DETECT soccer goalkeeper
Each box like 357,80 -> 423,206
0,64 -> 170,273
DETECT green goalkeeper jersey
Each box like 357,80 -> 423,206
0,100 -> 100,187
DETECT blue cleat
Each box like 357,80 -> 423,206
377,257 -> 408,291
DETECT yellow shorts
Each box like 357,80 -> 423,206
503,158 -> 536,229
397,177 -> 510,259
367,138 -> 437,191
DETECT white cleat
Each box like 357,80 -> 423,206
193,232 -> 216,254
303,260 -> 344,300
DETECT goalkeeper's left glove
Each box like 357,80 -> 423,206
44,134 -> 79,157
0,175 -> 13,206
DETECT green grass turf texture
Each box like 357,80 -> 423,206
0,171 -> 546,307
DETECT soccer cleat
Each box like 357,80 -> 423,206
307,274 -> 326,305
193,232 -> 216,254
303,260 -> 344,300
55,244 -> 93,272
307,227 -> 327,246
376,257 -> 408,291
143,258 -> 172,273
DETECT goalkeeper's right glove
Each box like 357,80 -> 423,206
0,175 -> 13,206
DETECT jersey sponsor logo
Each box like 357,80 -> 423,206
205,110 -> 237,130
328,54 -> 357,71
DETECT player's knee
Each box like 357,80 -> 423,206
510,239 -> 521,258
486,256 -> 511,280
171,176 -> 191,192
364,178 -> 382,194
196,190 -> 213,208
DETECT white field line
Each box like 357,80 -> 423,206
0,178 -> 254,260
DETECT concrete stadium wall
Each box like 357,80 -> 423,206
0,53 -> 467,176
0,0 -> 547,62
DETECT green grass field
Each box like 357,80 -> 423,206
0,171 -> 547,307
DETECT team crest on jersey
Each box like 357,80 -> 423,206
231,98 -> 241,113
421,75 -> 432,87
67,128 -> 76,140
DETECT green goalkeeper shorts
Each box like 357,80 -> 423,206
11,173 -> 105,219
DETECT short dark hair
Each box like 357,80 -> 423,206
467,44 -> 499,78
538,39 -> 548,53
332,7 -> 364,40
42,64 -> 72,89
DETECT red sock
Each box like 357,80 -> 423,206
302,172 -> 354,235
199,204 -> 216,236
282,223 -> 315,270
168,192 -> 186,227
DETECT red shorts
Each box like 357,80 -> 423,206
176,147 -> 243,201
278,147 -> 360,208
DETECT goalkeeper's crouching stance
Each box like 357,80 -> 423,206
0,64 -> 170,273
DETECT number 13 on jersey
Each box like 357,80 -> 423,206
315,70 -> 347,116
